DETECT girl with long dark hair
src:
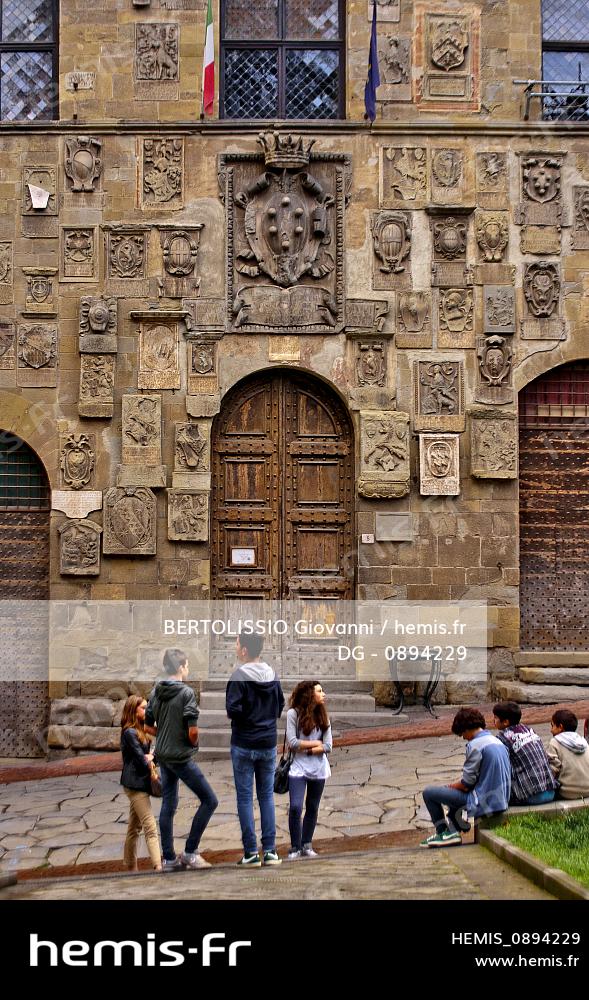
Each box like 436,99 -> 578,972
120,695 -> 162,871
286,681 -> 332,860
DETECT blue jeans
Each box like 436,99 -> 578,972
423,785 -> 469,833
517,789 -> 556,806
288,776 -> 325,851
159,759 -> 218,861
231,745 -> 277,854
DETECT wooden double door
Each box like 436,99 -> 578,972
211,371 -> 354,603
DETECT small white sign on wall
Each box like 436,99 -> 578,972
231,547 -> 256,566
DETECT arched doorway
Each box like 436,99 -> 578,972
211,370 -> 355,602
0,432 -> 51,757
519,362 -> 589,650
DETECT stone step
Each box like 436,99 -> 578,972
496,681 -> 589,705
519,668 -> 589,685
199,691 -> 377,712
197,709 -> 390,731
514,652 -> 589,667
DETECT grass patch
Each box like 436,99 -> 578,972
495,808 -> 589,888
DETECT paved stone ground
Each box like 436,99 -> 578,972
0,725 -> 554,873
4,845 -> 554,901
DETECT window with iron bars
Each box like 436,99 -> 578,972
0,0 -> 59,121
221,0 -> 345,120
542,0 -> 589,121
0,433 -> 50,511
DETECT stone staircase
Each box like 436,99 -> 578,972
197,680 -> 390,758
496,652 -> 589,704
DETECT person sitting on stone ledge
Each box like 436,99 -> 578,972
547,709 -> 589,800
493,701 -> 557,806
420,707 -> 511,849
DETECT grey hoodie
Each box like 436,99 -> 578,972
547,731 -> 589,799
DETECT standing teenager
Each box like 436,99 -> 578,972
286,681 -> 332,860
226,630 -> 285,867
120,695 -> 162,872
145,648 -> 218,871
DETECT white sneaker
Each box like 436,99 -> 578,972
180,851 -> 211,870
287,849 -> 302,861
301,845 -> 318,858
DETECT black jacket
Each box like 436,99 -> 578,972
145,679 -> 199,764
120,727 -> 152,793
226,661 -> 285,750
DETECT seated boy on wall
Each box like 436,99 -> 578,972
420,707 -> 511,849
493,701 -> 557,806
548,709 -> 589,800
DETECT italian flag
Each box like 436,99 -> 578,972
202,0 -> 214,116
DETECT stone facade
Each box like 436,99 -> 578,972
3,0 -> 587,734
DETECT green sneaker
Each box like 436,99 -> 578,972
421,830 -> 462,849
262,850 -> 282,866
237,852 -> 262,868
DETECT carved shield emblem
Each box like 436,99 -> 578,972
19,327 -> 55,369
433,217 -> 467,259
524,263 -> 560,318
432,150 -> 462,187
110,235 -> 144,278
426,440 -> 453,477
575,189 -> 589,232
191,345 -> 214,374
523,157 -> 561,204
431,18 -> 469,72
29,278 -> 50,303
110,494 -> 152,549
165,233 -> 195,275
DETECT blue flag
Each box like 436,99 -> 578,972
364,2 -> 380,123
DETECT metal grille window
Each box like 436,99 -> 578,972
519,363 -> 589,427
0,0 -> 58,121
542,0 -> 589,120
0,434 -> 50,510
221,0 -> 344,120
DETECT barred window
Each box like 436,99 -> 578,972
0,0 -> 58,121
221,0 -> 345,120
543,0 -> 589,85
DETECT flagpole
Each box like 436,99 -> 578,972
200,6 -> 207,122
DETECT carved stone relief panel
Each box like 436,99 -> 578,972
59,433 -> 95,490
475,336 -> 513,405
221,131 -> 348,334
430,212 -> 470,286
417,8 -> 480,109
188,339 -> 218,394
419,433 -> 460,496
22,267 -> 58,316
0,242 -> 14,305
377,35 -> 411,105
175,421 -> 210,475
521,261 -> 565,340
470,411 -> 517,479
476,152 -> 508,210
141,137 -> 184,209
64,137 -> 102,192
78,354 -> 115,418
484,285 -> 515,334
572,186 -> 589,250
17,324 -> 57,387
475,212 -> 508,262
60,227 -> 98,282
345,298 -> 389,335
185,297 -> 225,334
358,410 -> 410,498
134,23 -> 179,100
437,287 -> 474,349
381,146 -> 428,208
367,0 -> 400,21
138,320 -> 180,390
161,0 -> 202,7
58,519 -> 102,576
22,166 -> 58,237
0,320 -> 16,387
413,360 -> 465,432
371,211 -> 411,289
79,295 -> 117,353
517,154 -> 563,253
396,290 -> 432,349
52,491 -> 102,519
356,341 -> 386,387
105,227 -> 150,297
158,225 -> 203,298
431,148 -> 464,204
167,489 -> 209,541
122,394 -> 162,466
103,487 -> 157,555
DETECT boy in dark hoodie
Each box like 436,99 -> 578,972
145,648 -> 218,871
226,630 -> 285,867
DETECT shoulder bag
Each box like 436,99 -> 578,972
274,715 -> 299,794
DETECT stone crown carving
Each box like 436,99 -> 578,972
257,131 -> 315,170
